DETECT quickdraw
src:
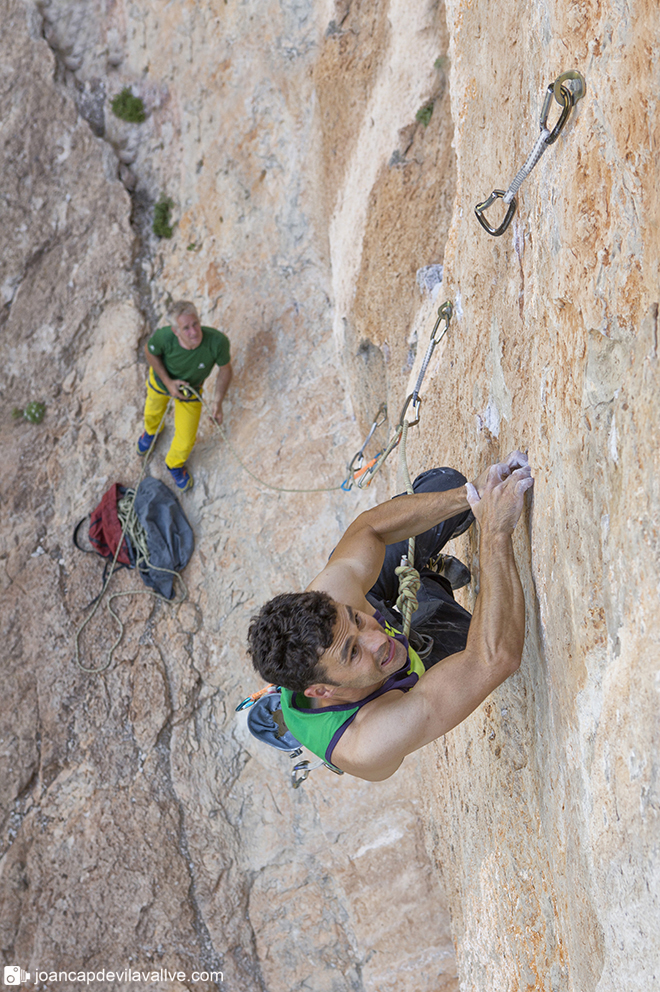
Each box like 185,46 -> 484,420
475,70 -> 586,237
235,684 -> 277,710
356,301 -> 453,489
291,758 -> 343,788
341,402 -> 387,491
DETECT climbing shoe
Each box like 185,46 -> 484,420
168,465 -> 194,492
428,554 -> 471,591
137,431 -> 157,455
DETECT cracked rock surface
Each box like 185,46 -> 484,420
2,0 -> 658,990
1,1 -> 457,990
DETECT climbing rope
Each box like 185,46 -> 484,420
188,388 -> 345,494
355,301 -> 454,636
76,374 -> 352,674
74,400 -> 188,675
393,421 -> 421,638
77,301 -> 451,669
475,70 -> 586,237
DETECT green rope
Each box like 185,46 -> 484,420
393,418 -> 420,639
74,400 -> 187,675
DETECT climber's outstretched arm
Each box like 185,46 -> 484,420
330,461 -> 534,780
307,485 -> 469,611
307,450 -> 529,614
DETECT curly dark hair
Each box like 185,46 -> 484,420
247,591 -> 339,692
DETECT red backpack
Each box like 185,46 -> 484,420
73,484 -> 135,602
87,483 -> 133,565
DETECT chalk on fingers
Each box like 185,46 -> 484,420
466,481 -> 480,506
515,476 -> 534,496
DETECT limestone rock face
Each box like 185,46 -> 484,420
1,1 -> 456,990
2,0 -> 658,989
413,4 -> 659,991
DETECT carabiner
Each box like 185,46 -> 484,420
235,683 -> 277,711
540,83 -> 571,145
291,761 -> 311,788
475,189 -> 518,237
372,401 -> 388,429
398,392 -> 421,428
431,300 -> 453,346
341,402 -> 388,491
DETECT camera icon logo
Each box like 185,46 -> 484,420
4,966 -> 30,986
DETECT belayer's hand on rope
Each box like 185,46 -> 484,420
475,70 -> 586,237
168,379 -> 195,401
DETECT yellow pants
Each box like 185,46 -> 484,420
143,370 -> 203,468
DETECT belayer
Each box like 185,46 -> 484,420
137,300 -> 232,491
248,451 -> 533,780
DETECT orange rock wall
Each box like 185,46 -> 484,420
1,0 -> 658,989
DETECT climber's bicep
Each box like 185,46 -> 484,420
307,522 -> 386,612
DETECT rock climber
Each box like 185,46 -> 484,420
247,451 -> 533,781
137,300 -> 232,491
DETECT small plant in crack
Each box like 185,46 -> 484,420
13,401 -> 46,424
416,103 -> 434,127
153,195 -> 175,238
111,87 -> 146,123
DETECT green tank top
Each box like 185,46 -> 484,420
280,612 -> 424,764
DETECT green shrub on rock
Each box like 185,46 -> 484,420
416,103 -> 434,127
111,87 -> 146,123
153,195 -> 175,238
13,401 -> 46,424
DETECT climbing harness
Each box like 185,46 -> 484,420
475,70 -> 586,237
74,402 -> 189,675
341,402 -> 388,491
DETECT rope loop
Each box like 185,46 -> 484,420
188,387 -> 345,494
74,399 -> 190,675
394,557 -> 421,637
475,69 -> 586,237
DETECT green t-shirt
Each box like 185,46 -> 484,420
147,325 -> 230,390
